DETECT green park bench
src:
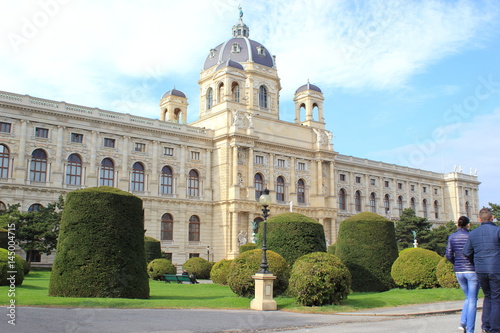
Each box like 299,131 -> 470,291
163,274 -> 192,284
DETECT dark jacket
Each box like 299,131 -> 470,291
446,228 -> 475,272
463,221 -> 500,273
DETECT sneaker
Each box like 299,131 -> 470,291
458,326 -> 465,332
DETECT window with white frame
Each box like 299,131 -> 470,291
0,122 -> 12,133
135,143 -> 146,152
164,147 -> 174,156
277,159 -> 285,168
191,151 -> 200,160
298,162 -> 306,171
255,155 -> 264,164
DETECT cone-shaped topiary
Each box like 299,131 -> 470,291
288,252 -> 351,306
210,259 -> 233,285
391,247 -> 442,289
49,187 -> 149,298
256,213 -> 326,265
144,236 -> 162,263
335,212 -> 398,292
147,258 -> 176,280
227,249 -> 289,297
0,248 -> 25,286
436,256 -> 459,288
182,257 -> 212,279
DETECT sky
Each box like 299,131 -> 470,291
1,0 -> 499,209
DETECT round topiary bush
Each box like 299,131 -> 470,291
210,259 -> 233,285
227,249 -> 289,298
256,213 -> 326,265
437,256 -> 459,288
182,257 -> 212,279
391,247 -> 442,289
335,212 -> 399,292
288,252 -> 351,306
0,248 -> 25,286
49,187 -> 149,299
147,258 -> 176,280
144,236 -> 162,263
239,243 -> 257,253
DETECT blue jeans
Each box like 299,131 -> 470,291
477,272 -> 500,333
456,272 -> 479,333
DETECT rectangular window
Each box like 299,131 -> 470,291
71,133 -> 83,143
340,174 -> 346,181
164,147 -> 174,156
0,122 -> 11,133
255,155 -> 264,164
370,179 -> 376,186
298,162 -> 306,171
189,253 -> 200,258
398,183 -> 403,190
35,127 -> 49,138
191,151 -> 200,160
411,184 -> 415,191
385,180 -> 389,188
277,159 -> 285,168
423,186 -> 427,193
355,176 -> 361,183
135,143 -> 146,152
104,138 -> 115,148
465,189 -> 469,196
434,188 -> 438,195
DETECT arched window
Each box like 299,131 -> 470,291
30,149 -> 47,182
161,213 -> 173,241
0,201 -> 6,213
160,166 -> 173,194
397,196 -> 404,215
465,201 -> 470,217
131,162 -> 145,191
100,158 -> 114,187
0,145 -> 9,179
232,82 -> 240,103
355,191 -> 362,212
339,188 -> 346,210
384,194 -> 390,215
66,154 -> 82,185
188,215 -> 200,242
206,87 -> 213,109
410,197 -> 416,211
188,169 -> 199,197
218,82 -> 224,103
434,200 -> 439,219
254,173 -> 264,200
297,179 -> 305,204
259,85 -> 268,108
276,176 -> 285,201
28,203 -> 43,212
422,199 -> 428,218
369,192 -> 376,213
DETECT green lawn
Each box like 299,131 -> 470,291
0,269 -> 467,313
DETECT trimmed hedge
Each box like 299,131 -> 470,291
256,213 -> 326,265
144,236 -> 162,263
182,257 -> 212,279
0,248 -> 25,286
327,243 -> 336,255
288,252 -> 351,306
335,212 -> 398,292
210,259 -> 233,285
437,257 -> 459,288
147,258 -> 176,280
227,249 -> 289,298
49,187 -> 149,299
391,247 -> 442,289
239,243 -> 257,253
0,228 -> 7,249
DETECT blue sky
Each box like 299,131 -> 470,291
1,0 -> 499,210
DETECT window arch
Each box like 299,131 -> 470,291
30,149 -> 47,182
355,190 -> 362,212
276,176 -> 285,201
259,85 -> 268,108
422,199 -> 428,218
160,166 -> 173,194
369,192 -> 376,213
28,203 -> 43,212
232,82 -> 240,103
339,188 -> 346,210
131,162 -> 145,191
297,179 -> 305,204
410,197 -> 416,211
161,213 -> 173,241
397,196 -> 404,215
206,87 -> 213,109
188,169 -> 200,197
100,158 -> 115,187
0,201 -> 6,213
254,173 -> 264,200
384,194 -> 390,215
465,201 -> 470,217
66,153 -> 82,185
188,215 -> 200,242
434,200 -> 439,219
0,144 -> 10,179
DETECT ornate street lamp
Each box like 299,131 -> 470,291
258,188 -> 272,273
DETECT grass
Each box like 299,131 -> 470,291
0,269 -> 467,313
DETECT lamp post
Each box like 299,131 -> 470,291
258,188 -> 271,273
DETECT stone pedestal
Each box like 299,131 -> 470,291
250,272 -> 277,311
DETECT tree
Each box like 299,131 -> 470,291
395,208 -> 432,251
425,220 -> 456,255
489,203 -> 500,226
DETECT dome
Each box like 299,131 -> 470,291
295,82 -> 322,94
161,88 -> 186,99
215,59 -> 244,71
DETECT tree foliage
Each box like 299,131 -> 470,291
489,202 -> 500,226
425,221 -> 457,256
395,208 -> 432,251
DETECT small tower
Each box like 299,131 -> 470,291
293,82 -> 325,129
159,88 -> 188,124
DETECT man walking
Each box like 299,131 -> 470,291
463,208 -> 500,333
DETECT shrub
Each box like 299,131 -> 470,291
436,257 -> 459,288
391,248 -> 442,289
335,212 -> 398,292
327,243 -> 336,255
182,257 -> 212,279
144,236 -> 162,263
49,187 -> 149,299
227,249 -> 289,298
239,243 -> 257,253
20,257 -> 30,275
147,258 -> 176,280
210,259 -> 233,285
288,252 -> 351,306
0,248 -> 25,286
256,213 -> 326,265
